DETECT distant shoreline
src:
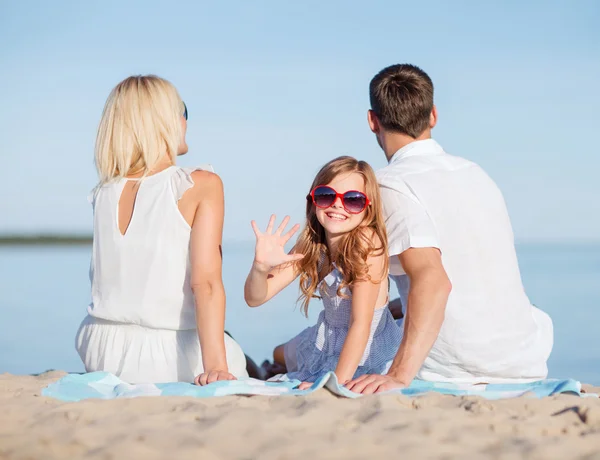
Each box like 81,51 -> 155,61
1,234 -> 598,247
0,235 -> 93,246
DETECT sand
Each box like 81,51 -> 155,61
1,372 -> 599,460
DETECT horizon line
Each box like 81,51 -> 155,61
1,233 -> 599,247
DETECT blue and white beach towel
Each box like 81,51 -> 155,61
42,372 -> 594,402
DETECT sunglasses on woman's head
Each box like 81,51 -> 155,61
183,102 -> 188,120
308,185 -> 370,214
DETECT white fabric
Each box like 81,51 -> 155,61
76,316 -> 248,384
377,139 -> 553,384
77,165 -> 248,383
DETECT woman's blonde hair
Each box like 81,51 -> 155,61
294,156 -> 389,315
94,75 -> 185,183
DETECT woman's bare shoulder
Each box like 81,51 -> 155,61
189,170 -> 223,198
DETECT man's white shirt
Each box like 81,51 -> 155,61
377,139 -> 553,383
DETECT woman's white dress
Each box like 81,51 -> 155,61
76,166 -> 248,383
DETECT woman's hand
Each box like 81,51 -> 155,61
251,215 -> 304,272
194,369 -> 237,386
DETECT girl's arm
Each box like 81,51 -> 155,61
188,171 -> 233,384
244,215 -> 304,307
334,234 -> 387,384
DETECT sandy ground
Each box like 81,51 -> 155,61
1,372 -> 600,460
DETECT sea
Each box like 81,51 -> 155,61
0,242 -> 598,384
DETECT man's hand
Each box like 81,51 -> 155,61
194,369 -> 236,386
345,373 -> 407,394
388,297 -> 404,320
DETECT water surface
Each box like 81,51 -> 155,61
0,242 -> 598,383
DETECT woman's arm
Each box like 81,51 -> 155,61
334,237 -> 387,384
244,215 -> 304,307
188,171 -> 233,384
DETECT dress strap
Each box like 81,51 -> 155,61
170,165 -> 215,202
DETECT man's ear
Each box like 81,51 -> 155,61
430,105 -> 438,129
368,110 -> 380,134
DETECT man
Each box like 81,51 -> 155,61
347,64 -> 553,394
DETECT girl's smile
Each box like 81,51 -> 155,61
315,172 -> 367,242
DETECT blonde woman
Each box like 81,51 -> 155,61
244,157 -> 402,389
76,75 -> 248,384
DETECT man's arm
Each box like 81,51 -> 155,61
387,247 -> 451,384
346,247 -> 451,394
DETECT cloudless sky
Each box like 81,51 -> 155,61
1,0 -> 598,242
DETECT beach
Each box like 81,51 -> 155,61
1,371 -> 599,459
1,245 -> 598,460
1,245 -> 599,459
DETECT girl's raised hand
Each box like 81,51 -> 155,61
251,215 -> 304,272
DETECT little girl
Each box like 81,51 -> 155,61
244,156 -> 401,386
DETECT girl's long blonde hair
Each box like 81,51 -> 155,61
95,75 -> 185,183
294,156 -> 389,315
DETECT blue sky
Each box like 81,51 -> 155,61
1,0 -> 598,241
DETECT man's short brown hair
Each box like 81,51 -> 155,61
369,64 -> 434,138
